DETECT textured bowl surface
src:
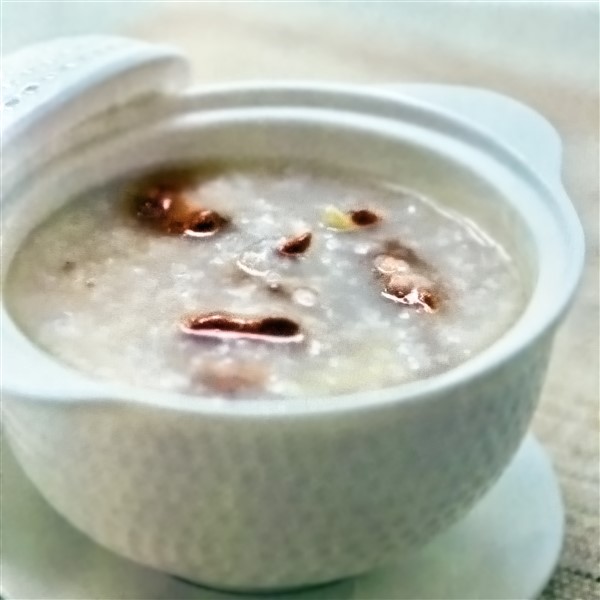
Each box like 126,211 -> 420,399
3,343 -> 551,589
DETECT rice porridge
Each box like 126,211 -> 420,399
6,163 -> 526,398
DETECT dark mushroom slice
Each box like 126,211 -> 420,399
180,312 -> 304,343
277,231 -> 312,257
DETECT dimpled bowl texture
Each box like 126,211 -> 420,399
0,40 -> 583,591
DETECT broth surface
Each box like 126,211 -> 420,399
6,164 -> 526,397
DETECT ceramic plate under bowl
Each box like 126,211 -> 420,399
0,433 -> 563,600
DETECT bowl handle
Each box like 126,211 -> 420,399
386,84 -> 562,185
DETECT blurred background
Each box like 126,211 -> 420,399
3,3 -> 599,599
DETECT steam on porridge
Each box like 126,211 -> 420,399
6,163 -> 525,398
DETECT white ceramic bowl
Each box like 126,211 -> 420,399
1,37 -> 584,591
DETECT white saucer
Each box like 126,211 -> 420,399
1,433 -> 562,600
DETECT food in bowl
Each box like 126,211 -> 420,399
0,36 -> 584,590
6,161 -> 526,398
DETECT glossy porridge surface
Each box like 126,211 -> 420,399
6,163 -> 526,398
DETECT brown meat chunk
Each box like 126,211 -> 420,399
196,360 -> 268,394
130,180 -> 229,238
373,254 -> 410,275
180,312 -> 304,343
277,231 -> 312,256
350,209 -> 379,226
383,273 -> 440,312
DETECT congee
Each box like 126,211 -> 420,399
6,163 -> 526,397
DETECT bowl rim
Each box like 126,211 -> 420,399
0,82 -> 585,417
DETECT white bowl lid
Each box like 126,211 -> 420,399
1,35 -> 190,186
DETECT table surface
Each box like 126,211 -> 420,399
3,3 -> 599,599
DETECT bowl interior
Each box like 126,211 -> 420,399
0,86 -> 578,412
